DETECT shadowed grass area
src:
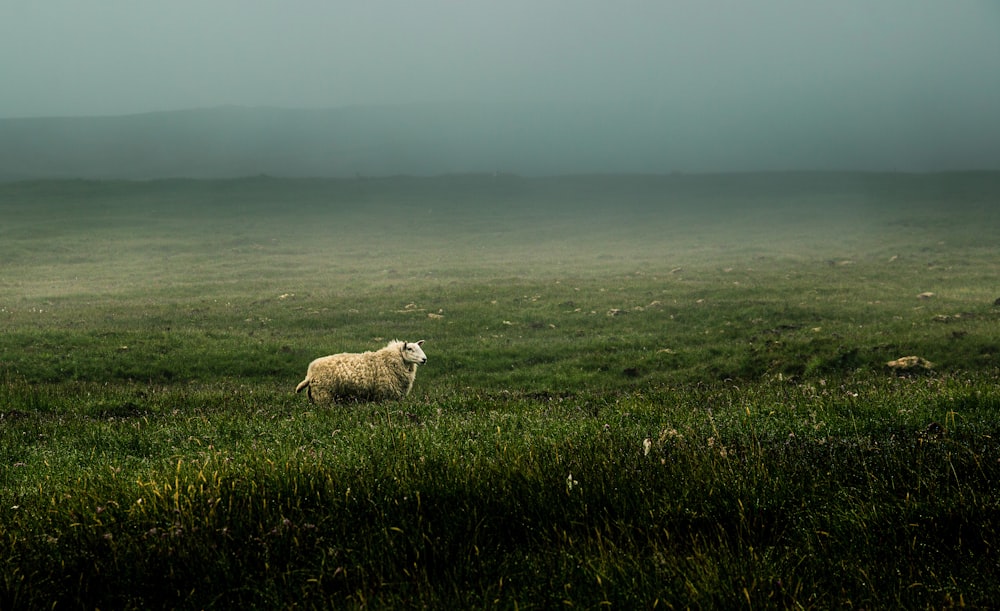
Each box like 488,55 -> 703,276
1,174 -> 999,608
2,376 -> 998,608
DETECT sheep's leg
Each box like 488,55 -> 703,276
295,377 -> 316,403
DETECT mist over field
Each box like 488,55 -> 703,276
2,2 -> 999,178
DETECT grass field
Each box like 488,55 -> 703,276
1,173 -> 999,609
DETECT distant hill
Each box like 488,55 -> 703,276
2,104 -> 669,180
0,105 -> 486,180
2,103 -> 998,180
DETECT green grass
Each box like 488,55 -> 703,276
1,173 -> 999,608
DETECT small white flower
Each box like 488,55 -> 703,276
643,438 -> 652,456
566,473 -> 578,492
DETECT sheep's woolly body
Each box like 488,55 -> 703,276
295,340 -> 425,403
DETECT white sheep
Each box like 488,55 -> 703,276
295,340 -> 427,403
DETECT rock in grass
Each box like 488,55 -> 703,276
886,356 -> 934,373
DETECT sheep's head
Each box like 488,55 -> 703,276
401,340 -> 427,365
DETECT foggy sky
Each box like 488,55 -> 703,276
3,1 -> 1000,172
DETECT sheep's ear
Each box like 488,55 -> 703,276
402,341 -> 408,350
416,340 -> 424,346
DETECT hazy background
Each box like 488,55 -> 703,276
2,1 -> 999,177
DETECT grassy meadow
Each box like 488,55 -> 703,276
1,173 -> 999,609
